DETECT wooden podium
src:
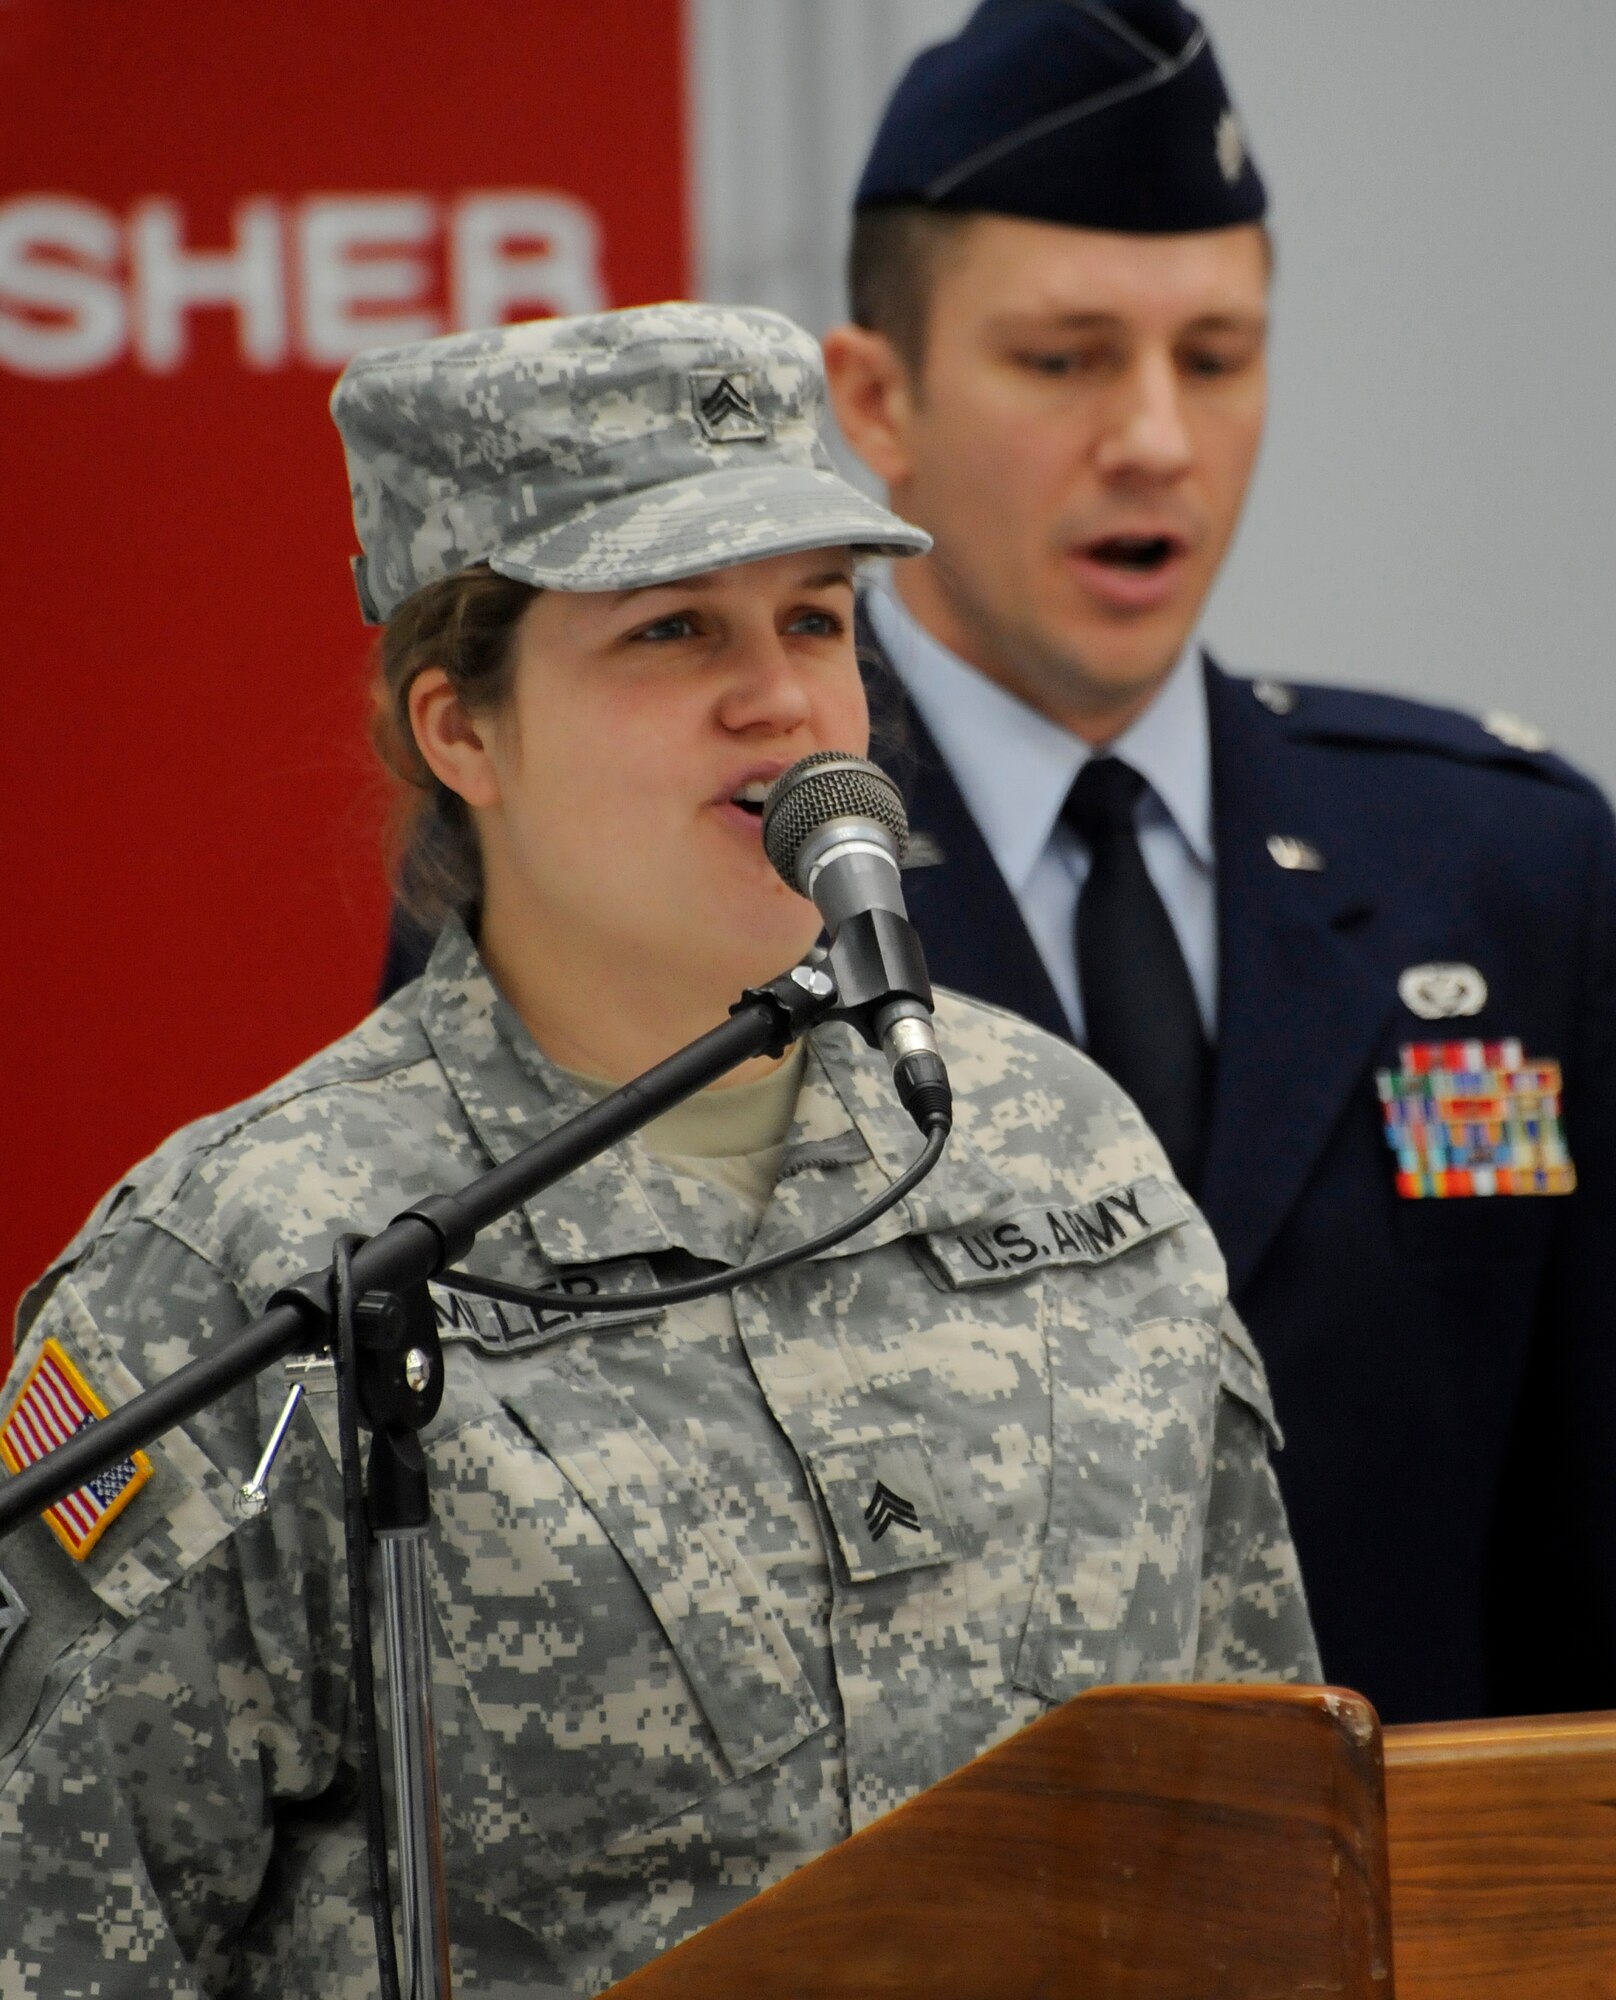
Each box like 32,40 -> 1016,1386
1385,1709 -> 1616,1998
605,1685 -> 1393,1997
599,1688 -> 1616,1998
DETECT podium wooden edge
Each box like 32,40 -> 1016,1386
1384,1707 -> 1616,1765
602,1682 -> 1392,1999
1382,1706 -> 1616,1999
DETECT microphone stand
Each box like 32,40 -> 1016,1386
0,963 -> 845,2000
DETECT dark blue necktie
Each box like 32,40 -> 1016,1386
1064,756 -> 1211,1193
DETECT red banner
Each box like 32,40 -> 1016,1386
2,0 -> 690,1352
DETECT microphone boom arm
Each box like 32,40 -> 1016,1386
0,895 -> 954,2000
0,964 -> 838,1540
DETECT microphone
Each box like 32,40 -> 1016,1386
763,751 -> 952,1133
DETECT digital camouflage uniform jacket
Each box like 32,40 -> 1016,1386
0,922 -> 1318,1997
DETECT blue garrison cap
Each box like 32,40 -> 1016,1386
856,0 -> 1266,233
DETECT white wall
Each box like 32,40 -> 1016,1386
690,0 -> 970,333
690,1 -> 1616,792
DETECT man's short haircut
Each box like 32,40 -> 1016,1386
846,204 -> 974,379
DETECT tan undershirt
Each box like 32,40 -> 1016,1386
556,1043 -> 807,1219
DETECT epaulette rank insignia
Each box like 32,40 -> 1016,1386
1375,1040 -> 1575,1199
0,1338 -> 152,1559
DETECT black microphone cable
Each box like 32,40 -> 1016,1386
436,1111 -> 947,1327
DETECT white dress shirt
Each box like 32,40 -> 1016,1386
866,578 -> 1218,1043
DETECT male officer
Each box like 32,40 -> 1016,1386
819,0 -> 1616,1724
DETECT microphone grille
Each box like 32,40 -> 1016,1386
762,751 -> 910,889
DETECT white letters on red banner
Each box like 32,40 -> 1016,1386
2,0 -> 689,1358
0,191 -> 608,376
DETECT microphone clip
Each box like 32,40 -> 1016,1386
823,907 -> 934,1043
825,913 -> 952,1134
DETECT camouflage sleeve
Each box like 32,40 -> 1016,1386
0,1546 -> 369,1998
1194,1309 -> 1323,1683
0,1224 -> 359,1997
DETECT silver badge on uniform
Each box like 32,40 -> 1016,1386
1267,835 -> 1325,872
1398,963 -> 1488,1021
691,369 -> 767,442
1482,710 -> 1549,752
1251,679 -> 1296,716
1215,108 -> 1247,185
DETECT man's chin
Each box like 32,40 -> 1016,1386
1009,616 -> 1192,733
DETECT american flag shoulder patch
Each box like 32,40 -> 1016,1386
0,1338 -> 152,1560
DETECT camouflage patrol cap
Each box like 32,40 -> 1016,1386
331,303 -> 931,623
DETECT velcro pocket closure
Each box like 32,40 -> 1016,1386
498,1353 -> 827,1777
1012,1309 -> 1153,1703
807,1430 -> 958,1583
421,1352 -> 832,1889
1216,1304 -> 1283,1448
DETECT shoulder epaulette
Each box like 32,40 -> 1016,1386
1238,675 -> 1597,796
14,995 -> 437,1331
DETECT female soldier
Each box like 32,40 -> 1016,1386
0,304 -> 1317,1998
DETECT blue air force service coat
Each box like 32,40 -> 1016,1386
0,922 -> 1316,1997
878,640 -> 1616,1726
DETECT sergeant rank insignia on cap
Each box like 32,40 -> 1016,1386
1375,1041 -> 1575,1199
0,1339 -> 153,1558
690,368 -> 767,443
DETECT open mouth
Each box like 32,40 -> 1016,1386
1084,533 -> 1180,574
729,780 -> 770,818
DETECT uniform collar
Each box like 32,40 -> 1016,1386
416,919 -> 1013,1273
865,577 -> 1213,876
418,919 -> 688,1265
756,1017 -> 1015,1262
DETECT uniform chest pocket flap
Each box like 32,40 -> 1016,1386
424,1354 -> 828,1879
1011,1310 -> 1173,1704
807,1430 -> 958,1583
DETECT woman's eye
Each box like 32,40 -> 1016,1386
787,608 -> 844,638
632,613 -> 699,642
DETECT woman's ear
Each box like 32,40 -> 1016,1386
408,668 -> 503,808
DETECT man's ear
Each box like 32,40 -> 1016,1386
822,323 -> 918,491
407,668 -> 502,809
